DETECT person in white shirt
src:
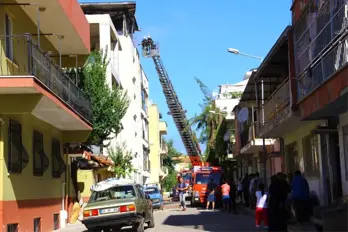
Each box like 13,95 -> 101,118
255,183 -> 268,229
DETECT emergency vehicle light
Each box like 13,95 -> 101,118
200,167 -> 212,171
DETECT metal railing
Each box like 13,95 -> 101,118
294,1 -> 347,76
258,78 -> 291,136
0,34 -> 92,123
298,35 -> 348,100
160,141 -> 168,154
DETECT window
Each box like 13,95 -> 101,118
33,131 -> 49,176
33,218 -> 41,232
195,172 -> 222,185
302,134 -> 320,177
286,142 -> 299,174
52,139 -> 66,178
141,87 -> 147,112
53,214 -> 59,230
136,185 -> 145,199
89,185 -> 136,203
8,120 -> 29,173
5,14 -> 13,61
343,125 -> 348,180
144,187 -> 159,194
7,223 -> 18,232
7,223 -> 19,232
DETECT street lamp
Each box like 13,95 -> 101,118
227,48 -> 263,62
227,47 -> 267,186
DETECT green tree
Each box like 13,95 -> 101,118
189,78 -> 227,163
108,143 -> 136,178
162,139 -> 182,191
74,49 -> 130,147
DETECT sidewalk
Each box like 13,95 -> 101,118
238,204 -> 317,232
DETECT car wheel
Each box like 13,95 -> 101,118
133,217 -> 145,232
148,211 -> 155,228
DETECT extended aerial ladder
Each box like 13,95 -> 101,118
142,41 -> 202,166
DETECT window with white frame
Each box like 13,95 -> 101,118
5,14 -> 14,61
343,124 -> 348,180
302,134 -> 320,177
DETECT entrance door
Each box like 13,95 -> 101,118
285,142 -> 299,174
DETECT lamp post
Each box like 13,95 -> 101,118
227,47 -> 268,186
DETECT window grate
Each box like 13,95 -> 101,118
54,214 -> 59,230
7,223 -> 18,232
34,217 -> 41,232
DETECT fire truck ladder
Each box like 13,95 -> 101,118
143,44 -> 202,166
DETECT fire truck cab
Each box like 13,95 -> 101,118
191,166 -> 224,206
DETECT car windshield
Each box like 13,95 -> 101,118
195,172 -> 221,185
89,185 -> 136,203
182,173 -> 192,182
144,187 -> 159,194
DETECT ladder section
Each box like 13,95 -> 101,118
152,55 -> 202,166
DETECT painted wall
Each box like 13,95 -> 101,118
84,14 -> 149,184
0,114 -> 65,232
283,120 -> 325,202
338,111 -> 348,196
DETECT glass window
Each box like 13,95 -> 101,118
195,172 -> 221,185
5,14 -> 13,61
343,124 -> 348,180
89,185 -> 136,203
144,187 -> 159,194
302,134 -> 320,177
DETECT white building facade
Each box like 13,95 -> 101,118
82,2 -> 150,184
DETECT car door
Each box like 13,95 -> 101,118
137,185 -> 150,218
134,185 -> 146,215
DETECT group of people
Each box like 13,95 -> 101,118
236,170 -> 313,231
141,36 -> 155,53
175,170 -> 314,231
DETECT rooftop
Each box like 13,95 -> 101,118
80,1 -> 139,32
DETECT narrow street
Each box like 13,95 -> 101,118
56,206 -> 257,232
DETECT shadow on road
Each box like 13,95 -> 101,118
162,210 -> 259,231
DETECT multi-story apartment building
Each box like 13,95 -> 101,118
148,103 -> 168,188
81,1 -> 150,184
291,0 -> 348,204
0,0 -> 92,231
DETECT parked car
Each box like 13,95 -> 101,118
82,178 -> 155,232
144,185 -> 163,210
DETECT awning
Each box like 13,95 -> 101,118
240,26 -> 291,104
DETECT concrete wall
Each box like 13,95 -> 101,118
148,104 -> 161,184
283,120 -> 325,203
0,114 -> 65,232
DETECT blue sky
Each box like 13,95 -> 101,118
80,0 -> 292,154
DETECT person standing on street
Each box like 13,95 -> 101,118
177,177 -> 188,211
255,183 -> 268,230
229,178 -> 237,213
221,179 -> 231,212
242,174 -> 250,207
206,178 -> 217,210
292,170 -> 310,223
237,178 -> 244,203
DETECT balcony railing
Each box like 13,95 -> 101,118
259,78 -> 291,136
239,122 -> 256,148
294,1 -> 347,76
0,34 -> 92,122
298,35 -> 348,100
160,141 -> 168,154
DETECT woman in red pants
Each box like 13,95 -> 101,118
255,183 -> 268,230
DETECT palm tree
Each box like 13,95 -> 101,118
189,78 -> 225,162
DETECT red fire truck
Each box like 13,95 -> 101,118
190,166 -> 224,206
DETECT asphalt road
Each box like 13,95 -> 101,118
56,206 -> 259,232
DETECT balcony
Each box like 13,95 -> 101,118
0,35 -> 92,132
294,1 -> 347,83
259,78 -> 303,137
160,141 -> 168,155
159,121 -> 167,135
159,166 -> 168,178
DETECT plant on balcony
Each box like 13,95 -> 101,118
108,143 -> 136,179
189,78 -> 227,163
75,49 -> 130,148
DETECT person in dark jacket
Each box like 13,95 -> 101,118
268,175 -> 288,232
291,170 -> 310,223
229,178 -> 237,213
242,174 -> 250,207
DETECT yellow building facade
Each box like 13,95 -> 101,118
0,0 -> 91,231
148,104 -> 168,187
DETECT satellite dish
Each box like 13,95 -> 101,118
223,130 -> 231,142
237,107 -> 249,122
